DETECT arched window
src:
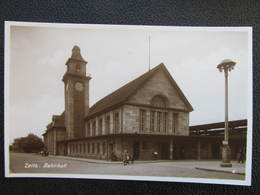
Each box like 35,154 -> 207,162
151,95 -> 168,108
76,64 -> 81,72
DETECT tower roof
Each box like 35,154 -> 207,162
70,45 -> 87,62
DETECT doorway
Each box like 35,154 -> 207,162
161,143 -> 170,159
133,141 -> 140,160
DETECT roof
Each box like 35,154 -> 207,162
86,63 -> 193,118
189,119 -> 247,131
42,112 -> 65,136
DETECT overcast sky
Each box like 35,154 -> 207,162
8,24 -> 251,143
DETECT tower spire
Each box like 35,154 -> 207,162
71,45 -> 86,62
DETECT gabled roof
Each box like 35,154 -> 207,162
86,63 -> 193,118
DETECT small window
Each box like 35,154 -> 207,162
98,118 -> 103,135
76,64 -> 81,72
105,115 -> 111,134
172,113 -> 179,134
150,111 -> 155,132
151,95 -> 167,108
140,109 -> 146,132
97,143 -> 100,154
92,143 -> 95,153
87,143 -> 90,153
92,121 -> 96,136
87,122 -> 90,137
163,112 -> 168,133
157,112 -> 162,132
103,142 -> 106,154
114,112 -> 119,133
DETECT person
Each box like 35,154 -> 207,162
153,151 -> 158,160
123,150 -> 130,166
110,152 -> 117,161
129,154 -> 134,164
237,148 -> 244,164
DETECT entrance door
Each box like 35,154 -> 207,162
161,143 -> 169,159
133,142 -> 140,160
64,143 -> 67,155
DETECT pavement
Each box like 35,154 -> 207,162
49,155 -> 172,164
9,152 -> 245,180
49,155 -> 245,175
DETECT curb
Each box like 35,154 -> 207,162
48,155 -> 172,165
195,167 -> 245,175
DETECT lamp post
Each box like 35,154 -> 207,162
217,59 -> 236,167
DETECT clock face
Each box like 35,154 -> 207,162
75,82 -> 83,91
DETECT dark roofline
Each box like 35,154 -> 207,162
189,119 -> 247,131
57,133 -> 244,143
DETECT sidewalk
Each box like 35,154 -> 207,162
49,155 -> 245,175
195,161 -> 245,175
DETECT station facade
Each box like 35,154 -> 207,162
43,46 -> 246,161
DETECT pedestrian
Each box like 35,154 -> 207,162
153,151 -> 158,160
123,150 -> 130,166
237,148 -> 244,164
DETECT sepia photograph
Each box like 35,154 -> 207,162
5,22 -> 252,185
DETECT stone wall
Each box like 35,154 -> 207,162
122,104 -> 189,135
128,70 -> 189,111
84,107 -> 122,137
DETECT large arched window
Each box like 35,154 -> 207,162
151,95 -> 168,108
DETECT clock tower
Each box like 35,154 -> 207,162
63,46 -> 91,139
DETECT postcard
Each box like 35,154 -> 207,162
5,21 -> 252,185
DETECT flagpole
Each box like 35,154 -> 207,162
149,36 -> 151,71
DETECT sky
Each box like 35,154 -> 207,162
7,24 -> 251,143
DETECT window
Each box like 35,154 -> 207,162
83,143 -> 85,153
114,112 -> 119,133
150,111 -> 155,132
103,142 -> 106,154
87,143 -> 90,153
151,95 -> 167,108
163,112 -> 168,133
173,113 -> 179,134
140,109 -> 146,132
97,143 -> 100,154
92,143 -> 95,154
76,64 -> 81,72
98,118 -> 103,135
87,122 -> 90,137
157,112 -> 162,132
105,115 -> 110,134
92,121 -> 96,136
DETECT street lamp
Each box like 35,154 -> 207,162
217,59 -> 236,167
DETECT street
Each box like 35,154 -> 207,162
9,152 -> 245,180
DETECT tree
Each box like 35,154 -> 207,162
11,133 -> 44,153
